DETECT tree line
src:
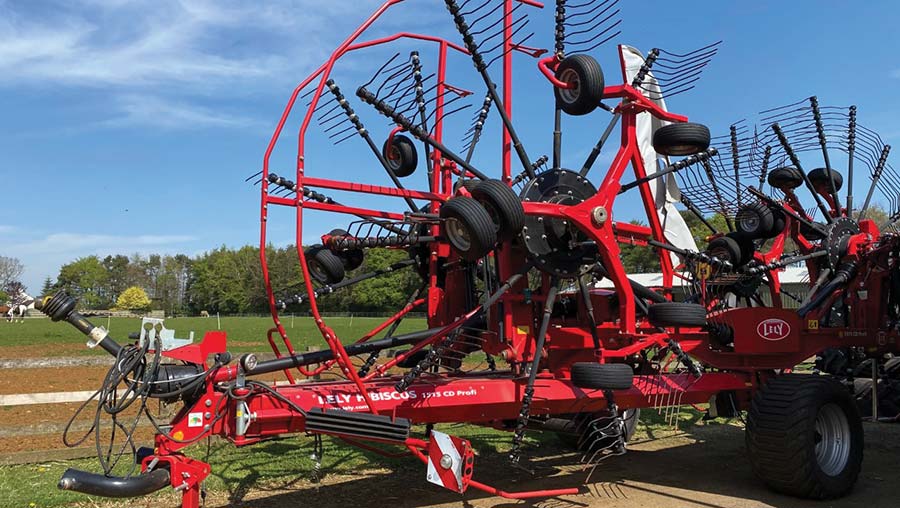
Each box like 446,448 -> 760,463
44,246 -> 420,315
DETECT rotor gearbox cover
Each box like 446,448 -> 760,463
825,217 -> 860,269
520,169 -> 598,278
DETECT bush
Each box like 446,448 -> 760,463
116,286 -> 152,311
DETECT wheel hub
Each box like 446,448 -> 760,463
814,402 -> 851,476
520,169 -> 597,278
825,217 -> 860,269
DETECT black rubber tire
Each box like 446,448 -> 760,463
454,178 -> 479,193
571,362 -> 634,390
328,229 -> 364,271
554,54 -> 605,116
652,123 -> 711,156
746,375 -> 863,499
706,234 -> 743,266
769,206 -> 786,237
556,408 -> 640,449
808,167 -> 844,192
440,196 -> 497,261
647,302 -> 708,328
727,231 -> 756,266
305,244 -> 345,284
382,134 -> 418,178
396,349 -> 429,368
767,167 -> 804,190
470,179 -> 525,242
736,201 -> 775,239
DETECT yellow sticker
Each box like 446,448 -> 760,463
173,431 -> 184,441
808,319 -> 819,330
516,326 -> 529,336
695,263 -> 712,281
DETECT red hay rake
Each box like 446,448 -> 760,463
39,1 -> 900,506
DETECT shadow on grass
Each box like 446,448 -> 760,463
194,412 -> 900,508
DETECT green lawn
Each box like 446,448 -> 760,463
0,316 -> 427,356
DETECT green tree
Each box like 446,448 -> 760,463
619,220 -> 661,273
117,286 -> 152,311
40,277 -> 55,296
58,256 -> 110,308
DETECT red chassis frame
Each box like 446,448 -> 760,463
117,1 -> 900,507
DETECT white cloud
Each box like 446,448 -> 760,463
102,94 -> 260,130
5,232 -> 196,291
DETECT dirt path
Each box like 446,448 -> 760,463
196,422 -> 900,508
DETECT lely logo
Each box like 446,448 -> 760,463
757,318 -> 790,341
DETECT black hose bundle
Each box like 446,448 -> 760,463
63,336 -> 220,477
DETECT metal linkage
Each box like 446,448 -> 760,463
267,173 -> 409,235
645,239 -> 733,271
631,48 -> 660,88
268,173 -> 335,203
277,259 -> 416,309
555,0 -> 622,56
325,233 -> 433,251
444,0 -> 536,179
357,86 -> 489,181
743,249 -> 827,276
462,92 -> 492,164
771,122 -> 833,223
619,148 -> 719,193
810,96 -> 841,209
745,186 -> 828,236
860,144 -> 893,219
680,195 -> 719,235
636,42 -> 721,100
846,105 -> 857,213
510,278 -> 560,465
326,79 -> 419,212
410,51 -> 435,186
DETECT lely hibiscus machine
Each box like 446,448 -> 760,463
40,1 -> 900,506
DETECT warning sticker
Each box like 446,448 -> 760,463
188,412 -> 203,428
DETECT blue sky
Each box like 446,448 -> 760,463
1,0 -> 899,292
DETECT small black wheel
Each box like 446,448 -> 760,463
647,302 -> 707,328
746,375 -> 863,499
305,244 -> 345,284
382,134 -> 418,177
454,178 -> 479,193
571,362 -> 634,390
706,234 -> 742,266
554,54 -> 605,116
328,229 -> 364,271
808,167 -> 844,192
396,348 -> 429,368
770,206 -> 786,236
652,123 -> 711,156
440,196 -> 497,261
728,232 -> 756,266
470,179 -> 525,242
736,201 -> 775,239
556,408 -> 640,449
767,166 -> 804,190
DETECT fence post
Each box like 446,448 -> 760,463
307,346 -> 320,380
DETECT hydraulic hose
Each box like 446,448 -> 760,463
58,467 -> 170,498
797,262 -> 857,317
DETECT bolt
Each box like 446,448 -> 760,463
205,400 -> 212,407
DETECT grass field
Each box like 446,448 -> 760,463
0,316 -> 427,356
